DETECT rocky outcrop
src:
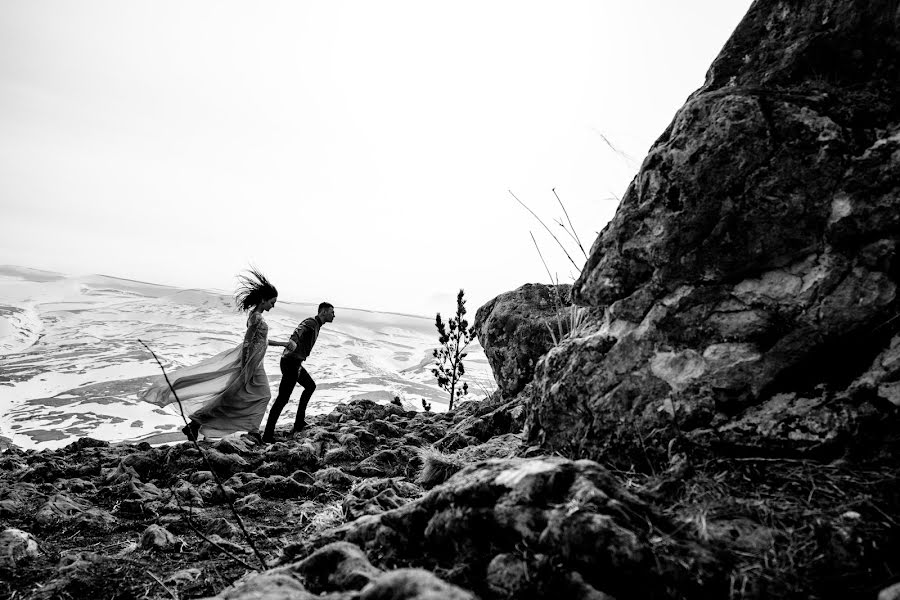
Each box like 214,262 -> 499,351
474,283 -> 575,397
529,0 -> 900,466
292,456 -> 724,599
1,391 -> 898,598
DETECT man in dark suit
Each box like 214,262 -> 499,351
262,302 -> 335,443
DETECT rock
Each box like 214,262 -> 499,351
343,478 -> 421,520
335,457 -> 721,598
358,568 -> 476,600
140,524 -> 182,552
234,493 -> 267,514
433,432 -> 479,452
205,448 -> 250,477
260,475 -> 313,499
173,480 -> 204,507
323,446 -> 361,467
201,516 -> 242,540
211,572 -> 314,600
59,477 -> 98,494
77,507 -> 118,529
199,534 -> 248,559
189,470 -> 215,485
22,457 -> 70,483
474,283 -> 574,397
126,478 -> 164,502
58,550 -> 103,573
880,581 -> 900,600
0,500 -> 19,518
0,482 -> 46,518
102,460 -> 141,485
314,467 -> 356,491
256,460 -> 292,477
212,435 -> 255,455
711,392 -> 876,457
486,553 -> 531,600
527,0 -> 900,466
447,396 -> 526,442
400,434 -> 426,447
352,446 -> 420,478
226,472 -> 265,493
352,428 -> 379,446
849,332 -> 900,406
368,419 -> 404,439
0,528 -> 41,568
288,541 -> 382,593
290,469 -> 316,485
453,433 -> 521,463
63,437 -> 109,451
35,494 -> 116,529
408,422 -> 446,443
165,568 -> 202,585
120,450 -> 164,480
115,498 -> 158,519
197,481 -> 238,504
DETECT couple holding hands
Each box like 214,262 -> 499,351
140,268 -> 334,445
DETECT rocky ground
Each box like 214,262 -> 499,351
1,394 -> 897,600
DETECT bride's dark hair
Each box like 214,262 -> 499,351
234,267 -> 278,312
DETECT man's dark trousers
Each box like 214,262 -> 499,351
263,355 -> 315,440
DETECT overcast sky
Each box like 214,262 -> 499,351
1,1 -> 753,316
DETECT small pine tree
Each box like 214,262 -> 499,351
432,289 -> 475,410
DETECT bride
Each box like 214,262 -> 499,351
139,268 -> 289,444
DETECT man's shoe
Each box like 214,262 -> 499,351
246,431 -> 264,445
291,421 -> 308,435
262,435 -> 276,444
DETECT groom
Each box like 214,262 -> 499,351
263,302 -> 335,443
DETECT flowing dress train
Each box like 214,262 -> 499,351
139,311 -> 272,438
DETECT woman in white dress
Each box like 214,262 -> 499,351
140,268 -> 290,444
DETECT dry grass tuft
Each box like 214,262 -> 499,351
309,502 -> 344,534
416,447 -> 464,489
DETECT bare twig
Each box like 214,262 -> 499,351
552,188 -> 588,260
146,570 -> 178,600
138,339 -> 268,571
593,129 -> 638,167
510,190 -> 580,270
171,486 -> 258,571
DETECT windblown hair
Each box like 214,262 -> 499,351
234,267 -> 278,312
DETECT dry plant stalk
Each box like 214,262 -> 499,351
138,339 -> 268,571
170,485 -> 256,571
513,188 -> 591,346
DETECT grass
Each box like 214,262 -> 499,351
509,188 -> 594,347
623,455 -> 900,599
416,447 -> 464,489
546,303 -> 590,347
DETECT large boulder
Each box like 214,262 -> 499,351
474,283 -> 574,397
530,0 -> 900,467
